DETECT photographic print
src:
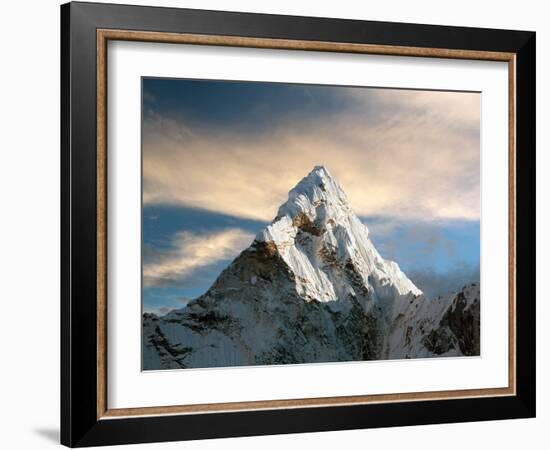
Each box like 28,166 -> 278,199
141,79 -> 480,370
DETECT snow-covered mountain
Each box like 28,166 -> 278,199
143,166 -> 480,370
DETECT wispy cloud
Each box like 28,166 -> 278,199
347,88 -> 480,133
364,214 -> 480,299
407,264 -> 480,299
143,228 -> 254,287
366,215 -> 478,266
143,88 -> 479,222
374,222 -> 457,262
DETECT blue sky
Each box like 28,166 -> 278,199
142,78 -> 480,314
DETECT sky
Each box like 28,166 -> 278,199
142,78 -> 480,315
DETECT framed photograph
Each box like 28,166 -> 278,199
61,2 -> 536,447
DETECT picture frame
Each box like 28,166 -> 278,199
60,1 -> 536,447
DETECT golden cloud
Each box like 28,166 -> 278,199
143,228 -> 254,287
143,89 -> 480,222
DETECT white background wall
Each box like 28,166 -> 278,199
0,0 -> 546,448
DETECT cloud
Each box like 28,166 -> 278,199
143,228 -> 254,287
373,222 -> 457,263
364,216 -> 479,298
143,88 -> 479,222
347,88 -> 480,133
407,264 -> 480,300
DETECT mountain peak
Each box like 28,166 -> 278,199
307,165 -> 331,180
292,165 -> 341,194
276,165 -> 351,223
256,166 -> 421,303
